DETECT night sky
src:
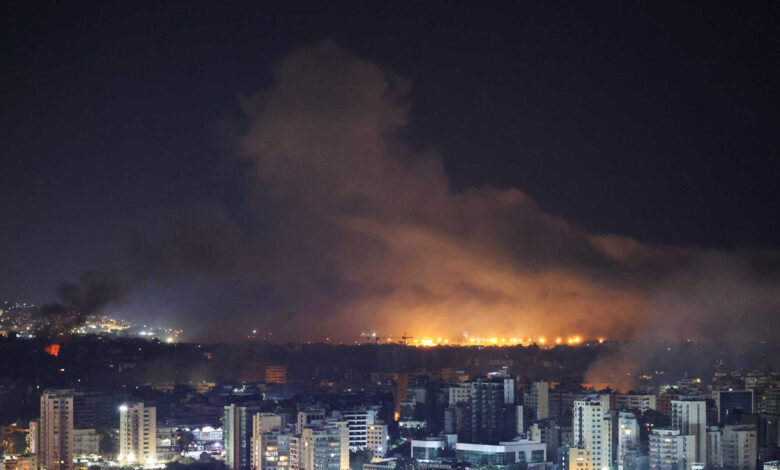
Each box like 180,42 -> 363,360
2,1 -> 779,340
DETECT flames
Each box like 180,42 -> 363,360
44,343 -> 60,356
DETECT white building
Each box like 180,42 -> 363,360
671,399 -> 707,466
527,382 -> 550,420
253,431 -> 290,470
449,383 -> 472,405
28,420 -> 39,455
722,425 -> 757,470
455,440 -> 546,467
296,410 -> 326,434
119,403 -> 157,465
365,424 -> 388,458
251,413 -> 284,470
649,428 -> 696,470
40,389 -> 74,470
617,412 -> 639,469
515,405 -> 524,435
294,423 -> 349,470
707,426 -> 723,469
614,394 -> 656,413
336,409 -> 376,450
572,395 -> 612,470
72,429 -> 99,457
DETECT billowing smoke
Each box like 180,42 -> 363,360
38,41 -> 780,348
37,271 -> 126,332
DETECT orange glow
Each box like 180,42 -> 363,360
391,333 -> 600,347
45,344 -> 60,357
393,411 -> 400,421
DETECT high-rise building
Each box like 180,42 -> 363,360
671,399 -> 707,466
253,431 -> 290,470
449,383 -> 472,405
73,429 -> 99,457
759,388 -> 780,415
722,425 -> 757,470
617,412 -> 639,469
572,395 -> 612,470
526,382 -> 550,420
443,403 -> 471,438
658,391 -> 683,417
225,405 -> 254,470
515,405 -> 524,435
119,403 -> 157,465
613,393 -> 657,414
365,424 -> 388,458
250,413 -> 284,470
254,413 -> 283,435
73,391 -> 124,430
469,377 -> 516,443
549,387 -> 588,424
707,426 -> 723,469
336,409 -> 376,450
295,423 -> 349,470
717,390 -> 754,425
530,418 -> 566,464
28,420 -> 39,455
40,389 -> 74,470
649,428 -> 696,470
296,410 -> 326,434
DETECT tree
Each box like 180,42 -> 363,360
350,448 -> 372,470
97,429 -> 118,458
0,430 -> 27,454
176,429 -> 195,454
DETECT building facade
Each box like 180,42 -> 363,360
649,429 -> 696,470
119,403 -> 157,465
670,399 -> 707,466
722,425 -> 757,470
40,389 -> 74,470
572,395 -> 612,470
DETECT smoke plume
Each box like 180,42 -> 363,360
39,41 -> 780,348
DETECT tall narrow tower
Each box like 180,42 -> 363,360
40,390 -> 74,470
119,403 -> 157,465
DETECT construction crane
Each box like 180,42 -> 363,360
400,332 -> 414,345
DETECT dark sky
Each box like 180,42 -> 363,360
2,1 -> 779,339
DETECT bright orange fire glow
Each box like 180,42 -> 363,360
381,334 -> 598,347
44,344 -> 60,357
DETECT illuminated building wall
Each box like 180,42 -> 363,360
617,412 -> 639,469
722,425 -> 757,470
40,389 -> 74,470
671,399 -> 707,465
572,395 -> 612,470
365,424 -> 388,458
648,428 -> 695,470
225,405 -> 253,470
119,403 -> 157,464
